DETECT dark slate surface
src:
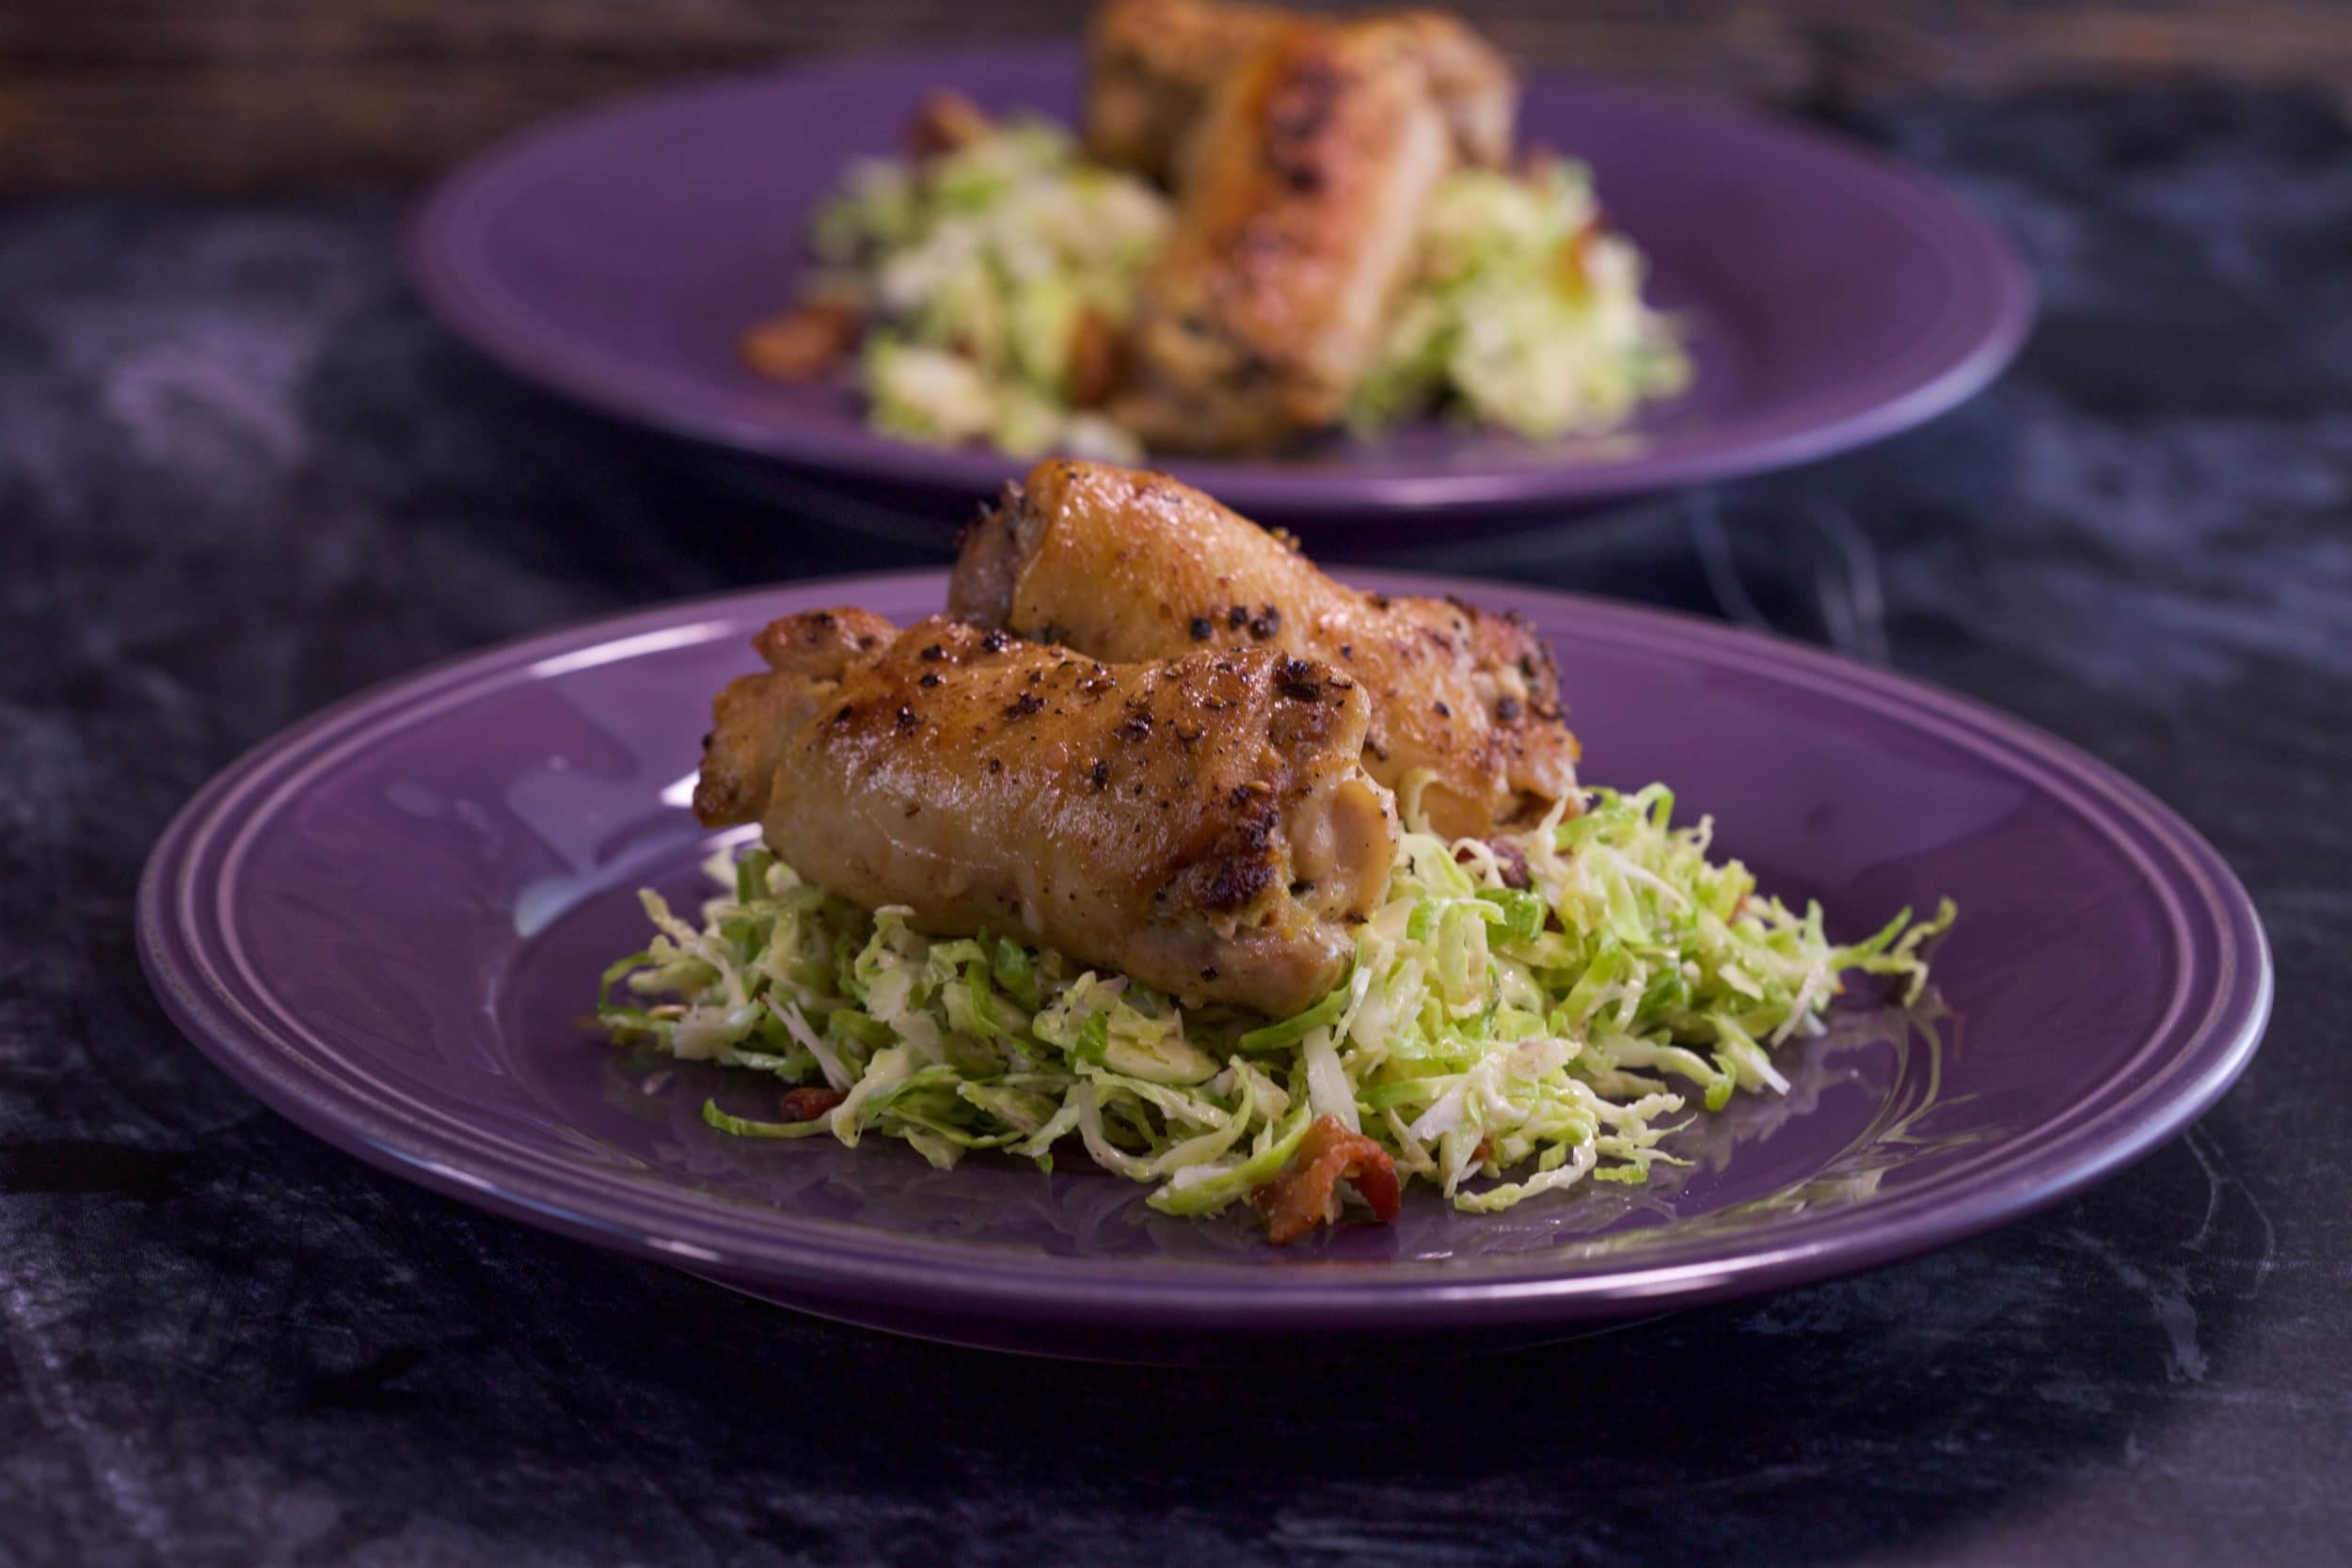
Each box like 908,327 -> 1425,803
2,84 -> 2347,1568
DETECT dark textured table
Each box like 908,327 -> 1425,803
4,84 -> 2348,1567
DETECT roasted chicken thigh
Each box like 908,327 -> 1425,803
951,460 -> 1582,839
1087,0 -> 1515,184
1110,17 -> 1454,452
695,610 -> 1398,1016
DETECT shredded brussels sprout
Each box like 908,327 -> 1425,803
811,116 -> 1168,460
1353,161 -> 1690,440
599,784 -> 1951,1222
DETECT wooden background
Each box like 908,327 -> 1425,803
4,0 -> 2348,189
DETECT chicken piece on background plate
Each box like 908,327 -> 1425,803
950,459 -> 1581,840
1087,0 -> 1516,185
1110,17 -> 1460,453
695,610 -> 1398,1017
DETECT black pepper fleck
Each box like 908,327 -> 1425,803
895,705 -> 918,733
1434,701 -> 1453,718
1496,695 -> 1522,721
1228,605 -> 1249,629
919,672 -> 942,689
1276,658 -> 1323,701
1189,615 -> 1214,641
1248,606 -> 1281,640
919,643 -> 945,661
981,629 -> 1009,654
1004,692 -> 1045,719
1090,760 -> 1111,790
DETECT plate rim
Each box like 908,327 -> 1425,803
137,572 -> 2270,1330
403,42 -> 2038,520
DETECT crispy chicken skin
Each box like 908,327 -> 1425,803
950,460 -> 1581,840
694,607 -> 899,827
1110,19 -> 1457,453
695,611 -> 1399,1017
1087,0 -> 1288,184
1366,8 -> 1518,173
1087,0 -> 1515,184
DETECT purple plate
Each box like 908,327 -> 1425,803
137,573 -> 2266,1359
406,46 -> 2033,533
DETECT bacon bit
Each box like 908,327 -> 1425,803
778,1086 -> 847,1122
740,298 -> 862,383
1557,226 -> 1599,299
907,89 -> 995,159
1456,838 -> 1532,890
1250,1116 -> 1402,1244
1068,307 -> 1121,409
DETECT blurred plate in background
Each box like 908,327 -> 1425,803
408,44 -> 2033,544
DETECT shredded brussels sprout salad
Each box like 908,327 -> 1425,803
598,784 -> 1952,1227
1354,160 -> 1691,440
801,117 -> 1686,458
809,115 -> 1168,461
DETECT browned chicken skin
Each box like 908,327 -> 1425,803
1087,0 -> 1515,184
950,460 -> 1582,840
1111,18 -> 1454,453
695,611 -> 1398,1016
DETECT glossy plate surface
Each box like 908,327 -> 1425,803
407,46 -> 2033,530
138,574 -> 2266,1353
